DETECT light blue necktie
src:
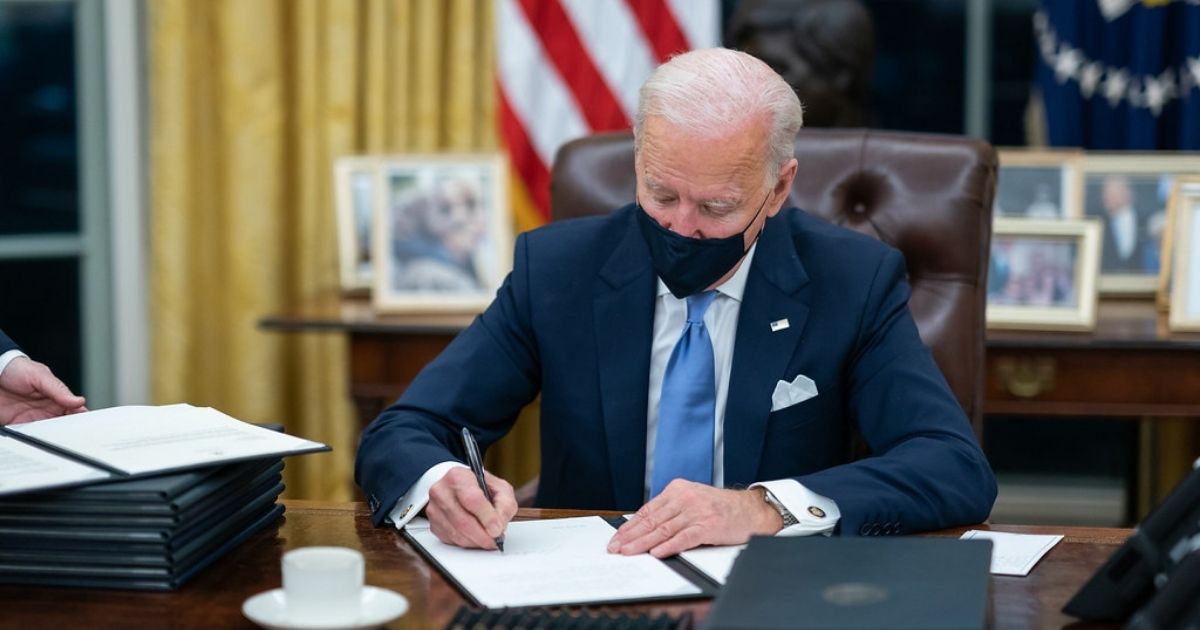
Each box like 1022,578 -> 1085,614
651,291 -> 718,498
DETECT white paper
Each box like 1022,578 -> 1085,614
960,530 -> 1063,576
406,516 -> 702,608
0,435 -> 111,495
9,404 -> 326,475
679,544 -> 745,585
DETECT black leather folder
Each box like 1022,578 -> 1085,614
0,502 -> 285,591
0,475 -> 283,549
706,536 -> 992,630
0,478 -> 284,564
0,460 -> 282,523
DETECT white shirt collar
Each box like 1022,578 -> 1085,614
655,242 -> 759,302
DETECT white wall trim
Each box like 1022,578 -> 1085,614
104,0 -> 150,405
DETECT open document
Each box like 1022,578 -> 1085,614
404,516 -> 705,608
678,544 -> 746,585
0,404 -> 328,496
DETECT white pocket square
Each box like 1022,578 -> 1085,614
771,374 -> 818,412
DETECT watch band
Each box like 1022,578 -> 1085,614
762,488 -> 799,528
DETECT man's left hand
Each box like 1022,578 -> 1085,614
607,480 -> 782,558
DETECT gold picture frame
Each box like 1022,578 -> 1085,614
987,218 -> 1103,331
371,153 -> 513,314
334,156 -> 380,294
995,149 -> 1084,219
1168,180 -> 1200,331
1081,154 -> 1200,295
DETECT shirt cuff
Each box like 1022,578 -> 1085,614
0,350 -> 27,378
387,461 -> 468,529
751,479 -> 841,536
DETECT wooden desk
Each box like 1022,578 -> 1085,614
987,300 -> 1200,510
0,501 -> 1131,629
262,298 -> 1200,508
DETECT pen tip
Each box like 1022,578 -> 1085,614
497,541 -> 505,552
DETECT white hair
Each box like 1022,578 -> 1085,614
633,48 -> 804,180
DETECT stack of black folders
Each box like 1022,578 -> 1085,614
0,405 -> 329,591
0,457 -> 285,590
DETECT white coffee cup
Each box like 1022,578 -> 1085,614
281,546 -> 365,623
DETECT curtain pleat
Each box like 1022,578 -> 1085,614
149,0 -> 538,500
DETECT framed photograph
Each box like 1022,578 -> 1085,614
335,156 -> 379,293
1168,180 -> 1200,331
372,154 -> 512,313
987,218 -> 1102,331
1082,154 -> 1200,294
995,149 -> 1083,219
1157,177 -> 1200,311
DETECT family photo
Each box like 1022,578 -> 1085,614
372,156 -> 510,312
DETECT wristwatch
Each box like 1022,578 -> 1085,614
761,488 -> 799,528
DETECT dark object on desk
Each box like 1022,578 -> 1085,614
1127,549 -> 1200,630
1063,463 -> 1200,621
444,606 -> 693,630
706,536 -> 992,630
0,458 -> 286,590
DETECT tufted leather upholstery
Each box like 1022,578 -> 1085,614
549,128 -> 997,439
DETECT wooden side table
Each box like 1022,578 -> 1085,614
262,298 -> 1200,515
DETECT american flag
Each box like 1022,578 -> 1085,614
496,0 -> 719,229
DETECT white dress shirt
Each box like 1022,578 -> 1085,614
389,244 -> 840,536
1111,207 -> 1137,261
0,350 -> 27,377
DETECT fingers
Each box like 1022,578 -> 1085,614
645,523 -> 708,558
28,362 -> 85,408
485,471 -> 518,524
426,467 -> 514,550
614,507 -> 691,557
0,358 -> 85,409
607,482 -> 762,558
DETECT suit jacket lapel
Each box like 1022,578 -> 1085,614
724,214 -> 811,488
594,210 -> 656,510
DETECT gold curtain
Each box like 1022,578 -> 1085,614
148,0 -> 539,500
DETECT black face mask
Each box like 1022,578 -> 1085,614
636,194 -> 768,299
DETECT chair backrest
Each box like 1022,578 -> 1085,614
550,128 -> 997,439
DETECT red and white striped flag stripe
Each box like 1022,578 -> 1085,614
497,0 -> 719,229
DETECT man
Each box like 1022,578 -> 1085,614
356,48 -> 996,557
0,329 -> 87,425
1098,175 -> 1144,274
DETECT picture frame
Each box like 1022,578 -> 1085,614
987,218 -> 1103,331
995,149 -> 1084,219
372,154 -> 512,314
1168,179 -> 1200,331
1081,154 -> 1200,295
1157,177 -> 1200,312
334,156 -> 380,293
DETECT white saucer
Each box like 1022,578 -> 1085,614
242,586 -> 409,630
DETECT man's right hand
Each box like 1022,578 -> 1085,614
426,466 -> 518,549
0,357 -> 87,425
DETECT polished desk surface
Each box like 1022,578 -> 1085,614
0,501 -> 1130,629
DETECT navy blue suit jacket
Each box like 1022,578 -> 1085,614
0,329 -> 17,355
355,206 -> 997,535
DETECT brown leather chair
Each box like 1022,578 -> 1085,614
549,128 -> 997,438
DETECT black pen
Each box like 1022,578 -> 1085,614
461,427 -> 505,552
